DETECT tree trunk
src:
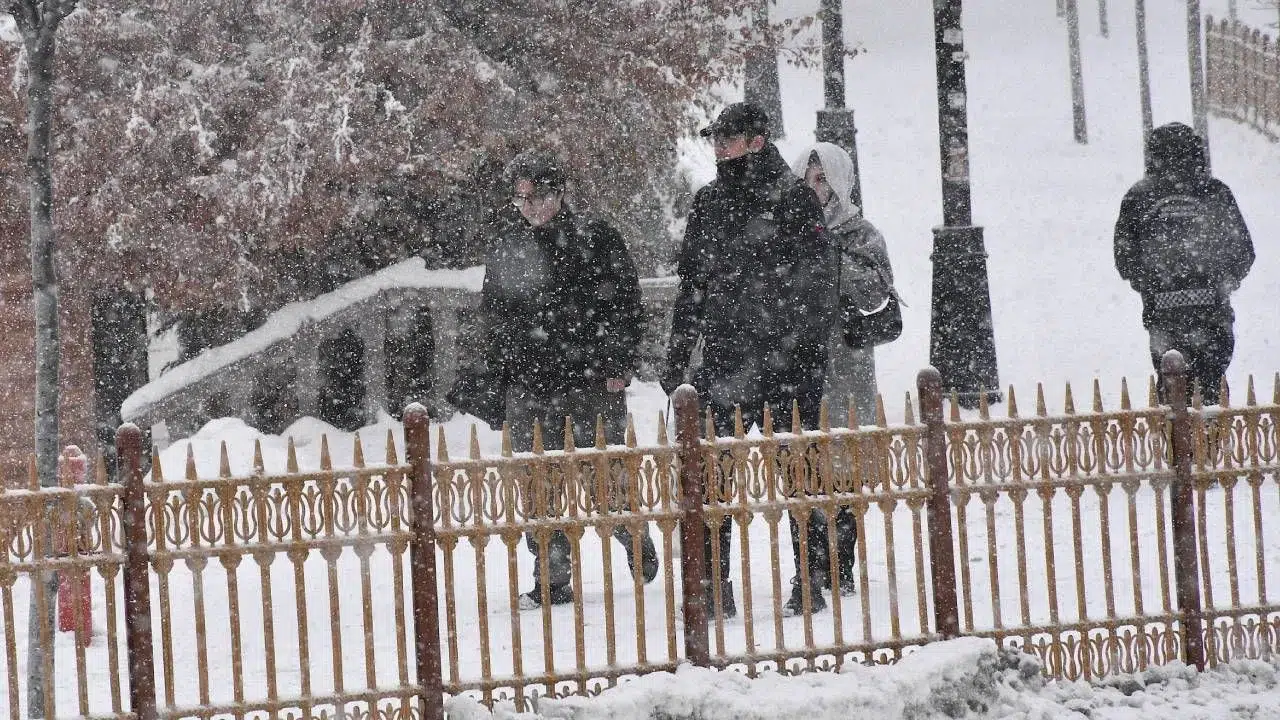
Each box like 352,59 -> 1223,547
25,26 -> 61,720
13,2 -> 78,716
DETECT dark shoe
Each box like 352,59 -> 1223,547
782,577 -> 827,617
823,562 -> 857,596
626,533 -> 660,584
706,580 -> 736,619
518,583 -> 573,610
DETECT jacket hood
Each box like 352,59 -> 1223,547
1146,122 -> 1206,176
791,142 -> 860,229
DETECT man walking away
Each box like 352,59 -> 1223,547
661,102 -> 836,618
1114,122 -> 1253,405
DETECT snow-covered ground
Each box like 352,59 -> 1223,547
5,0 -> 1280,717
447,638 -> 1280,719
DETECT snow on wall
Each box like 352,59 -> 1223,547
120,259 -> 485,421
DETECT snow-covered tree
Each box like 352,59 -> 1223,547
10,0 -> 804,327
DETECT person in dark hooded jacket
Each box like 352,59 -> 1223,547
454,152 -> 658,610
1114,122 -> 1253,404
661,102 -> 836,619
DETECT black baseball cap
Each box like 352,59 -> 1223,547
699,102 -> 771,139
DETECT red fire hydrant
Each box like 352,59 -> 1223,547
55,446 -> 93,647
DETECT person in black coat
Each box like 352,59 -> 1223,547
1114,122 -> 1254,404
451,152 -> 658,609
661,102 -> 837,618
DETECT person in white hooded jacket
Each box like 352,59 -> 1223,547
789,142 -> 898,603
790,142 -> 896,425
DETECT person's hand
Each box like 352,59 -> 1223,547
606,376 -> 628,392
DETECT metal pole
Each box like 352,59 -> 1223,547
118,424 -> 157,720
1187,0 -> 1212,169
815,0 -> 862,209
404,404 -> 444,720
1136,0 -> 1154,168
1161,351 -> 1207,671
673,385 -> 709,666
1067,0 -> 1089,143
744,0 -> 784,139
929,0 -> 1000,409
918,368 -> 960,638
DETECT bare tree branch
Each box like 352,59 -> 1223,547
50,0 -> 76,26
8,0 -> 39,37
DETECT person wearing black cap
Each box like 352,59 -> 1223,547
451,151 -> 658,609
1113,122 -> 1253,404
661,102 -> 837,618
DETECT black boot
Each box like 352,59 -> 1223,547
829,507 -> 858,596
518,582 -> 574,610
621,529 -> 660,584
782,576 -> 826,617
700,516 -> 736,619
706,579 -> 737,620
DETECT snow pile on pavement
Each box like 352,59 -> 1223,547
442,638 -> 1280,720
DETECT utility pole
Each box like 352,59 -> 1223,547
814,0 -> 862,209
929,0 -> 1000,408
1136,0 -> 1154,168
744,0 -> 784,138
1066,0 -> 1088,143
1186,0 -> 1211,169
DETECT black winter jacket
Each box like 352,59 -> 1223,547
1114,123 -> 1253,328
665,143 -> 835,411
479,208 -> 644,399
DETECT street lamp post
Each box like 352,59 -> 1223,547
744,0 -> 785,138
814,0 -> 862,209
1136,0 -> 1154,167
929,0 -> 1000,408
1186,0 -> 1211,169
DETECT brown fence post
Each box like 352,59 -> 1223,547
918,368 -> 960,638
404,404 -> 444,719
1161,351 -> 1206,670
116,424 -> 157,720
673,385 -> 709,666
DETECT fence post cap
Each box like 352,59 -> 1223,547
115,423 -> 143,443
1160,349 -> 1187,375
672,383 -> 699,411
402,402 -> 429,421
917,366 -> 942,388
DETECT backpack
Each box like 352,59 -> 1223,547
1138,194 -> 1232,286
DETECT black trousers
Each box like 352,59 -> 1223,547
1148,319 -> 1234,405
507,383 -> 657,591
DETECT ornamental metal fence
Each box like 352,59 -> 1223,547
1,354 -> 1278,719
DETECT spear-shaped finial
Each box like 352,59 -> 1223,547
436,427 -> 450,462
352,432 -> 366,468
